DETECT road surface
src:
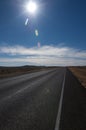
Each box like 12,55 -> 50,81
59,69 -> 86,130
0,68 -> 86,130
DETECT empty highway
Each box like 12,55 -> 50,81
0,68 -> 86,130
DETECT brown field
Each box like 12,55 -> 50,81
69,66 -> 86,88
0,66 -> 56,79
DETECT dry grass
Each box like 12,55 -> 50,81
69,67 -> 86,88
0,66 -> 57,79
0,66 -> 45,78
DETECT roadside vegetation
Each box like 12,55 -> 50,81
0,66 -> 56,78
69,66 -> 86,88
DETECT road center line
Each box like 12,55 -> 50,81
55,69 -> 66,130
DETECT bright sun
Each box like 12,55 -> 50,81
25,1 -> 37,14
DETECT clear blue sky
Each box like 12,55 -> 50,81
0,0 -> 86,66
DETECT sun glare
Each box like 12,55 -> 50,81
25,1 -> 37,14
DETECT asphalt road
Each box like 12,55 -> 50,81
0,68 -> 86,130
0,68 -> 66,130
59,69 -> 86,130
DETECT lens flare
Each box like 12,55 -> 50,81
35,29 -> 39,36
37,42 -> 40,48
25,18 -> 29,26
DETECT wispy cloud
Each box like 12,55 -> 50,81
0,45 -> 86,66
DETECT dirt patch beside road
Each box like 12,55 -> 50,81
69,67 -> 86,88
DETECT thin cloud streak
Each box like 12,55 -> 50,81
0,57 -> 86,66
0,45 -> 86,66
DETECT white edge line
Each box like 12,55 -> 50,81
55,69 -> 66,130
